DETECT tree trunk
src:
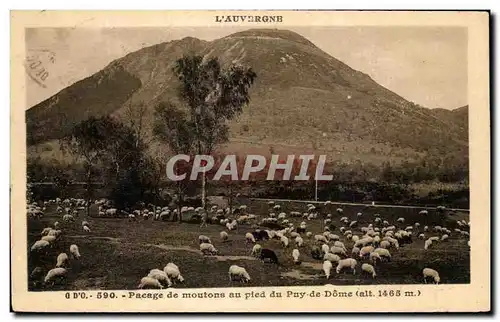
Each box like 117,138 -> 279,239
177,181 -> 183,223
228,183 -> 233,216
86,168 -> 92,218
201,170 -> 208,225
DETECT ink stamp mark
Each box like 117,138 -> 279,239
24,49 -> 55,88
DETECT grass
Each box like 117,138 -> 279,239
27,199 -> 470,291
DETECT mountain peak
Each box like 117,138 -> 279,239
224,28 -> 317,48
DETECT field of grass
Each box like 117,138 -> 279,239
27,199 -> 470,291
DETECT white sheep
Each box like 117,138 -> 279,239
229,265 -> 251,283
333,241 -> 346,251
369,252 -> 381,264
138,276 -> 163,289
351,246 -> 360,257
56,253 -> 69,268
441,234 -> 449,241
419,233 -> 425,239
361,263 -> 376,278
245,232 -> 256,244
69,244 -> 81,259
164,263 -> 184,283
424,226 -> 429,232
281,236 -> 289,248
198,235 -> 212,244
148,269 -> 172,287
83,225 -> 91,233
200,242 -> 218,255
295,236 -> 304,247
251,244 -> 262,257
40,236 -> 56,244
321,244 -> 330,255
374,248 -> 391,261
306,232 -> 313,238
44,268 -> 67,285
292,249 -> 301,264
359,246 -> 375,258
323,260 -> 333,279
352,235 -> 360,243
31,240 -> 50,252
423,268 -> 440,284
324,252 -> 340,264
330,246 -> 347,256
397,217 -> 405,223
220,231 -> 229,242
41,227 -> 52,236
424,239 -> 433,250
314,234 -> 328,243
336,258 -> 357,275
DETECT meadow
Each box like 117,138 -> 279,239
27,199 -> 470,291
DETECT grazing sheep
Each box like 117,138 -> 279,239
323,260 -> 333,279
295,236 -> 304,247
441,234 -> 449,241
423,268 -> 440,284
429,236 -> 440,242
292,249 -> 301,264
83,225 -> 91,233
397,217 -> 405,223
351,235 -> 360,243
359,246 -> 375,258
362,263 -> 377,278
40,236 -> 57,245
351,246 -> 360,258
374,248 -> 391,261
330,246 -> 347,256
245,232 -> 256,244
369,252 -> 381,264
229,265 -> 251,283
251,244 -> 262,257
30,267 -> 44,279
424,239 -> 433,250
281,236 -> 289,248
164,263 -> 184,283
349,221 -> 358,228
311,246 -> 323,260
82,220 -> 89,227
424,226 -> 429,232
336,258 -> 357,275
259,248 -> 279,264
306,232 -> 313,238
419,233 -> 425,239
56,253 -> 69,268
69,244 -> 81,259
31,240 -> 50,252
148,269 -> 172,287
48,229 -> 61,237
321,244 -> 330,255
324,252 -> 340,263
314,234 -> 328,243
41,227 -> 52,236
138,276 -> 163,289
200,242 -> 218,255
220,231 -> 229,242
44,268 -> 67,285
198,235 -> 212,244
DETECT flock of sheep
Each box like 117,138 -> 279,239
28,197 -> 470,289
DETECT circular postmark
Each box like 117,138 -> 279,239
24,49 -> 56,88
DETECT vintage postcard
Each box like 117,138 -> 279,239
10,10 -> 490,313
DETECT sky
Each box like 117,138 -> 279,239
24,26 -> 467,110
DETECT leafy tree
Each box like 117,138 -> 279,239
168,55 -> 257,224
153,102 -> 196,222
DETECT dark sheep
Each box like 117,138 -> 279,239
259,248 -> 279,264
311,246 -> 323,260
